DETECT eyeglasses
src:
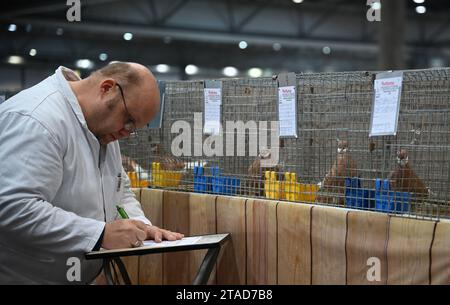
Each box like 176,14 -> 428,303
116,83 -> 137,134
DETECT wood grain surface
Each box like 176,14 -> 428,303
346,210 -> 389,284
387,216 -> 436,284
188,193 -> 217,284
246,199 -> 278,285
120,188 -> 142,284
139,188 -> 164,285
277,202 -> 312,284
311,206 -> 348,284
430,220 -> 450,284
216,196 -> 247,284
162,191 -> 191,284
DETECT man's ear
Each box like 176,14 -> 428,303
100,79 -> 116,96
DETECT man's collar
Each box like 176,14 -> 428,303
53,66 -> 89,129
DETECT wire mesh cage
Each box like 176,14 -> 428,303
119,68 -> 450,220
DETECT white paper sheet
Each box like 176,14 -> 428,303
278,86 -> 297,137
204,88 -> 222,135
370,75 -> 403,136
142,236 -> 202,248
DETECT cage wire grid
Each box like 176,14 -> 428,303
120,68 -> 450,220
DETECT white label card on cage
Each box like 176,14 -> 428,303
204,87 -> 221,135
278,85 -> 297,137
369,73 -> 403,137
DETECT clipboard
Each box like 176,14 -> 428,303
86,233 -> 230,285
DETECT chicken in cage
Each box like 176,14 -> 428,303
388,149 -> 429,196
316,140 -> 357,205
388,149 -> 431,213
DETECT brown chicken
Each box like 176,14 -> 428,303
247,148 -> 282,196
388,149 -> 428,199
316,140 -> 357,205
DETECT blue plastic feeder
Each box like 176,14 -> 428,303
194,166 -> 240,195
375,179 -> 411,213
344,177 -> 375,209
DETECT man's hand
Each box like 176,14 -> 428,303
102,219 -> 148,249
145,225 -> 184,243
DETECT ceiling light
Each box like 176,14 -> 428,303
29,49 -> 37,57
76,59 -> 94,69
8,24 -> 17,32
185,64 -> 199,75
413,0 -> 425,4
222,66 -> 238,77
292,0 -> 304,3
123,32 -> 133,41
248,68 -> 263,78
7,55 -> 24,65
239,41 -> 248,49
156,64 -> 170,73
415,6 -> 426,14
99,53 -> 108,61
322,46 -> 331,55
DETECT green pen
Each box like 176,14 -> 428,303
116,205 -> 129,219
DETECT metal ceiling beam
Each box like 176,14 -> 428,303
427,19 -> 450,44
11,17 -> 379,54
305,0 -> 347,37
157,0 -> 190,25
235,1 -> 268,32
147,0 -> 158,24
226,0 -> 236,32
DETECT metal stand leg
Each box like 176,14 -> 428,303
103,259 -> 115,285
102,257 -> 132,285
114,257 -> 132,285
193,246 -> 220,285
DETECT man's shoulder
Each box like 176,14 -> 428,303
0,81 -> 77,146
0,77 -> 64,118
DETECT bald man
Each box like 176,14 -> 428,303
0,63 -> 183,284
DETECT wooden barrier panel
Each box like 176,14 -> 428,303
162,191 -> 217,284
188,193 -> 217,285
387,217 -> 436,284
216,196 -> 247,285
346,211 -> 389,284
120,188 -> 142,285
246,199 -> 277,285
139,188 -> 164,285
431,220 -> 450,284
311,206 -> 347,284
162,191 -> 191,284
277,202 -> 312,284
132,190 -> 449,285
